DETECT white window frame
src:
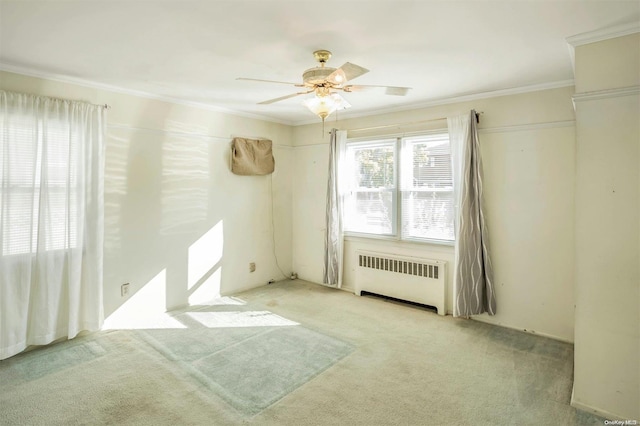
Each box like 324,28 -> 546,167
342,138 -> 398,237
343,132 -> 455,246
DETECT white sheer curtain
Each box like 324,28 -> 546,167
447,110 -> 496,317
323,129 -> 347,287
0,91 -> 106,360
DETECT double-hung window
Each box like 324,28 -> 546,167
343,133 -> 454,243
343,139 -> 397,235
1,113 -> 77,256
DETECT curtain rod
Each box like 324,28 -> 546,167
345,111 -> 482,133
1,90 -> 112,110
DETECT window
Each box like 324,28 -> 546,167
343,139 -> 397,235
343,133 -> 454,242
1,113 -> 78,255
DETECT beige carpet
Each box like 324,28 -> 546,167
0,279 -> 605,425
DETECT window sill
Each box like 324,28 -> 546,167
343,233 -> 455,249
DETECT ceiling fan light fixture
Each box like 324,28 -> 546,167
303,94 -> 337,120
303,92 -> 351,122
332,71 -> 345,83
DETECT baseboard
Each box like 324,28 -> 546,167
469,316 -> 573,344
338,285 -> 355,293
311,282 -> 575,343
570,387 -> 629,421
295,279 -> 356,293
221,281 -> 271,297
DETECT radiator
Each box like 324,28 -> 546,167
354,250 -> 447,315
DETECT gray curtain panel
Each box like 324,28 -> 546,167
447,110 -> 496,317
323,129 -> 344,287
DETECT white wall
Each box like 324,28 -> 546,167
292,86 -> 577,342
572,33 -> 639,420
0,71 -> 294,318
1,71 -> 581,346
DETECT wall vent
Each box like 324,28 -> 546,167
358,254 -> 439,279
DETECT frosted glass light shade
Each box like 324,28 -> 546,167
303,93 -> 351,120
303,95 -> 338,119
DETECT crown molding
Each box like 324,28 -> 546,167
565,22 -> 640,80
1,62 -> 576,129
566,21 -> 640,47
480,120 -> 576,134
292,80 -> 575,126
0,62 -> 295,126
572,86 -> 640,104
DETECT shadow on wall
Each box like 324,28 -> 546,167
103,109 -> 239,321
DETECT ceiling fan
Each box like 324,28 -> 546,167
237,50 -> 411,122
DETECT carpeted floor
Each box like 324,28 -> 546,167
0,279 -> 605,425
136,307 -> 353,415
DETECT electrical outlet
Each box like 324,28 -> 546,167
121,283 -> 130,297
249,262 -> 256,272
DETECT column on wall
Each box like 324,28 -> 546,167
571,30 -> 640,420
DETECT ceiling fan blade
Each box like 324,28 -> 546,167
343,85 -> 411,96
237,77 -> 303,87
326,62 -> 370,84
258,91 -> 313,105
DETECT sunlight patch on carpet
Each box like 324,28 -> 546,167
186,311 -> 299,328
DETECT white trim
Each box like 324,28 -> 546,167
108,122 -> 294,149
220,281 -> 270,297
480,120 -> 576,134
0,62 -> 294,126
273,144 -> 295,151
108,123 -> 231,142
567,43 -> 577,79
566,22 -> 640,78
470,316 -> 573,344
344,234 -> 455,248
566,22 -> 640,47
570,393 -> 625,421
336,284 -> 356,294
292,80 -> 575,126
292,143 -> 329,149
292,120 -> 577,147
1,62 -> 576,128
346,127 -> 449,141
573,86 -> 640,104
344,120 -> 576,138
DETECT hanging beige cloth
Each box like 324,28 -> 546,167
231,137 -> 275,175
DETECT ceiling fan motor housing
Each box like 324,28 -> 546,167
303,67 -> 337,86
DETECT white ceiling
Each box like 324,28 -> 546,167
1,1 -> 638,125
